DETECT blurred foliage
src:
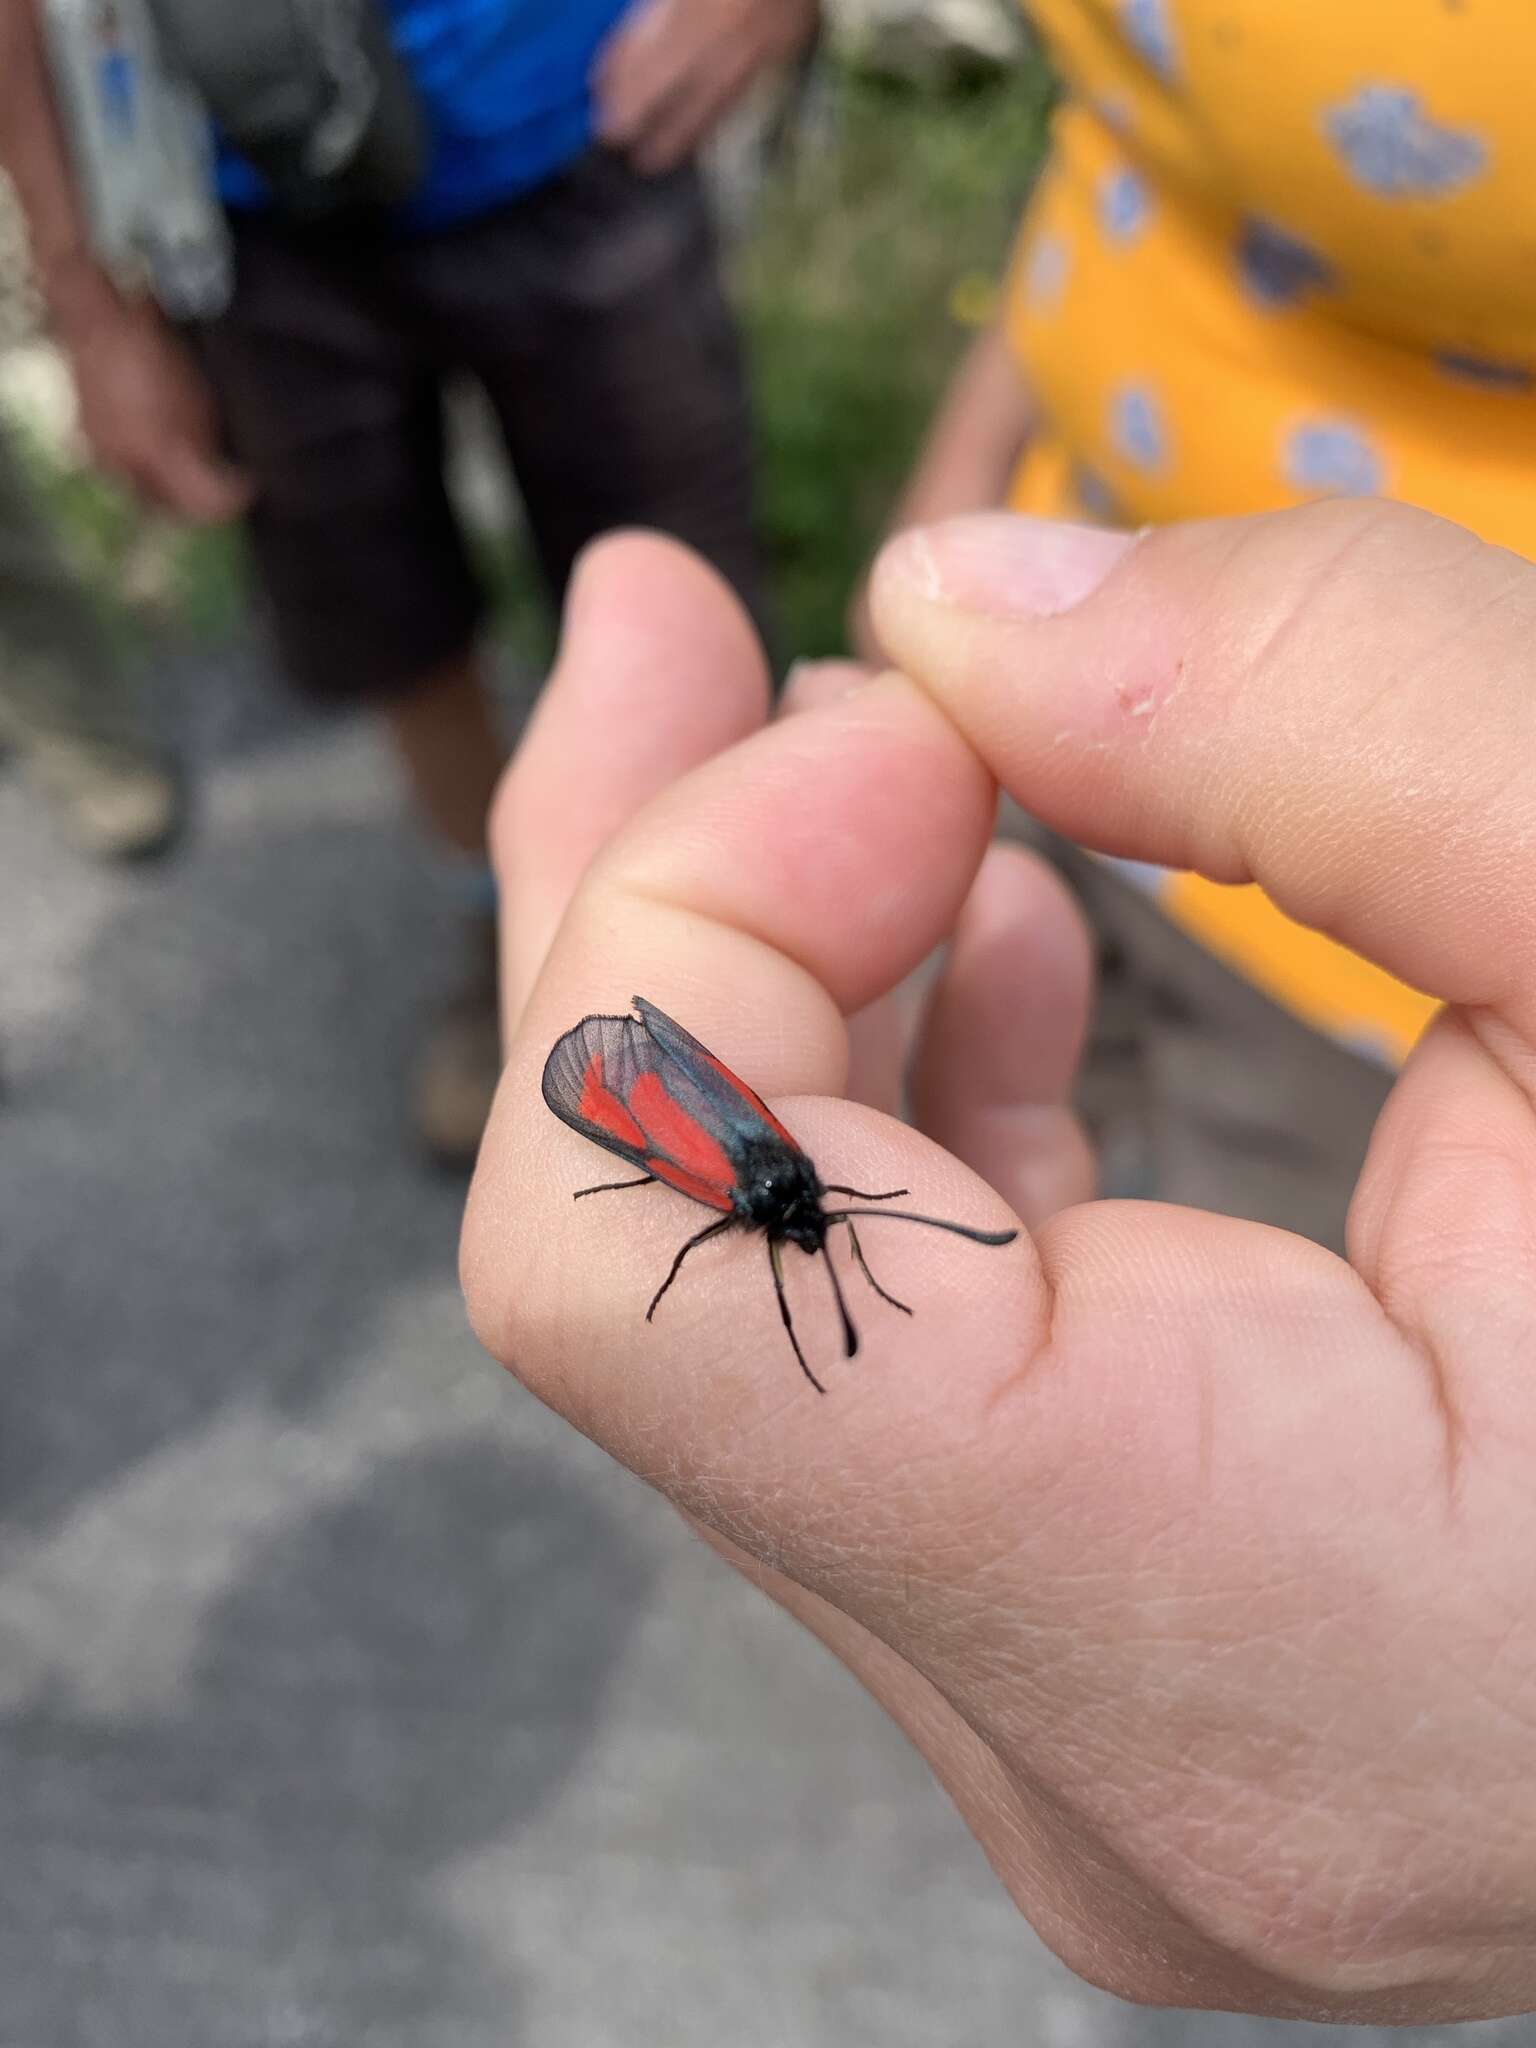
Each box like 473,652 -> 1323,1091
7,409 -> 247,652
739,60 -> 1051,657
6,56 -> 1053,669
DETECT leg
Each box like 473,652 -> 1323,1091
841,1219 -> 912,1316
0,426 -> 179,860
646,1216 -> 735,1322
574,1175 -> 654,1200
197,219 -> 488,720
821,1242 -> 860,1358
769,1239 -> 825,1394
821,1185 -> 909,1202
457,152 -> 767,648
196,221 -> 503,1165
382,648 -> 507,857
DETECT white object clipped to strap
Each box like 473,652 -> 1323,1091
39,0 -> 232,319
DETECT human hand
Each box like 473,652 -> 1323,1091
593,0 -> 819,175
60,291 -> 249,523
845,574 -> 886,668
846,322 -> 1039,664
462,503 -> 1536,2023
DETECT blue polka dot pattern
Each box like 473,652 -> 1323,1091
1099,167 -> 1150,242
1322,86 -> 1487,197
1236,215 -> 1336,308
1434,350 -> 1534,391
1120,0 -> 1178,82
1092,91 -> 1135,136
1282,420 -> 1383,496
1110,384 -> 1168,471
1072,462 -> 1123,522
1024,234 -> 1070,309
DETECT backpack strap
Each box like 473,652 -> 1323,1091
149,0 -> 427,213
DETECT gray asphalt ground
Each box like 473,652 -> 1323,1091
1,643 -> 1530,2048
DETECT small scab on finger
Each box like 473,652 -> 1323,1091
1113,658 -> 1185,737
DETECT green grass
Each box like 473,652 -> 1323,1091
8,411 -> 247,652
481,63 -> 1051,668
740,63 -> 1051,656
12,59 -> 1051,668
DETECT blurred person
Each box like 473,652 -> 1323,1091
0,0 -> 816,1164
463,507 -> 1536,2028
854,0 -> 1535,1247
0,417 -> 180,859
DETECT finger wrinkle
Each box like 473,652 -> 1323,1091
584,699 -> 992,1010
564,883 -> 851,1074
1226,503 -> 1389,698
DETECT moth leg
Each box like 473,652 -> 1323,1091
769,1238 -> 826,1393
820,1242 -> 860,1358
841,1218 -> 912,1316
646,1216 -> 734,1321
821,1184 -> 909,1202
574,1175 -> 656,1200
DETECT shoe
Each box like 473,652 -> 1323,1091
24,735 -> 183,862
413,915 -> 502,1169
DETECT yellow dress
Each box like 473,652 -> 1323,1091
1004,0 -> 1536,1064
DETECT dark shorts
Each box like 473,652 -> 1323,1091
197,150 -> 762,703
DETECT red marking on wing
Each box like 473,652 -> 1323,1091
629,1070 -> 736,1196
646,1158 -> 736,1211
578,1055 -> 647,1151
694,1043 -> 801,1150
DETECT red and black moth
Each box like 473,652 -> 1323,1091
541,997 -> 1019,1392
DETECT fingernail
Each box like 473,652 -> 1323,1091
781,657 -> 872,708
882,513 -> 1138,620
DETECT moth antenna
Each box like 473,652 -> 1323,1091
769,1239 -> 825,1393
821,1185 -> 908,1201
820,1241 -> 860,1359
842,1219 -> 912,1315
824,1208 -> 1019,1248
574,1175 -> 655,1200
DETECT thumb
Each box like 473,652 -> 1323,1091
870,502 -> 1536,1037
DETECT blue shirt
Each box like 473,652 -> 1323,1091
219,0 -> 634,227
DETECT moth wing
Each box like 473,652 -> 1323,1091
631,997 -> 805,1155
541,1010 -> 742,1212
542,1012 -> 653,1168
